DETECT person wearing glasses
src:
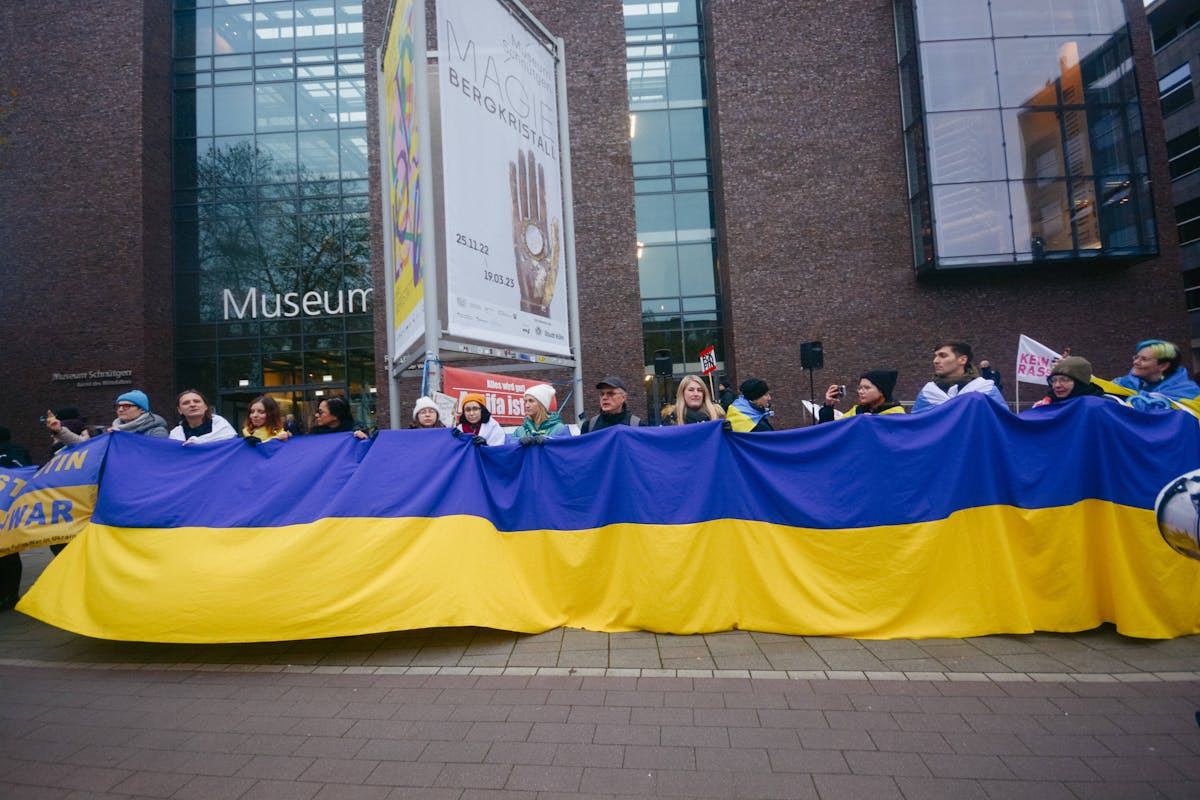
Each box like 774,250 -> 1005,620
1029,357 -> 1106,408
580,376 -> 645,432
310,395 -> 369,439
818,370 -> 905,422
1111,339 -> 1200,411
44,389 -> 169,445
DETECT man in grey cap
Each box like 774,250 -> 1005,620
580,376 -> 646,433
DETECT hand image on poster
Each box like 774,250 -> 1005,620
509,149 -> 560,317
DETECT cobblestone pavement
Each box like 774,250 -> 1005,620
2,547 -> 1198,799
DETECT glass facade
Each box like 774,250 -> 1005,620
896,0 -> 1157,272
172,0 -> 375,431
624,0 -> 725,377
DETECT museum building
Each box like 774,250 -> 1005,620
0,0 -> 1188,457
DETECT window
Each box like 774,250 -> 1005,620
1168,129 -> 1200,180
895,0 -> 1157,272
1160,63 -> 1194,116
1178,197 -> 1200,247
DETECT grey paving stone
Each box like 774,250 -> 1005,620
894,775 -> 990,799
432,762 -> 512,789
810,773 -> 901,800
240,778 -> 323,800
921,753 -> 1015,780
483,740 -> 556,766
844,749 -> 933,777
550,743 -> 624,768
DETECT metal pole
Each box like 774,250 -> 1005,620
375,36 -> 401,429
414,0 -> 441,396
555,35 -> 585,426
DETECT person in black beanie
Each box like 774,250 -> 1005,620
726,378 -> 774,431
819,370 -> 905,422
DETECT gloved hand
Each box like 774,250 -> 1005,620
518,435 -> 535,446
721,420 -> 732,432
471,435 -> 488,446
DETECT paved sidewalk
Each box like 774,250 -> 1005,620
2,547 -> 1199,799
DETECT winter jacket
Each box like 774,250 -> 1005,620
1111,368 -> 1200,411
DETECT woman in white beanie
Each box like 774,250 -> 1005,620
409,396 -> 446,428
514,383 -> 566,443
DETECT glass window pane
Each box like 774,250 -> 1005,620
298,80 -> 339,128
926,111 -> 1006,182
920,41 -> 999,111
254,3 -> 294,51
666,57 -> 703,104
336,2 -> 364,47
637,245 -> 679,298
932,182 -> 1014,258
339,130 -> 368,180
674,193 -> 712,239
1005,109 -> 1064,181
995,37 -> 1110,109
212,5 -> 253,54
213,85 -> 254,135
298,129 -> 341,182
337,78 -> 366,125
914,0 -> 991,40
668,108 -> 707,160
991,0 -> 1127,38
634,194 -> 676,239
1011,179 -> 1072,255
677,242 -> 715,295
1072,177 -> 1101,250
630,110 -> 671,162
295,0 -> 338,49
256,83 -> 295,131
257,132 -> 298,182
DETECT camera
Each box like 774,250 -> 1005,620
39,416 -> 48,424
836,385 -> 846,400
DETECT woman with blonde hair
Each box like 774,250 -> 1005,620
242,395 -> 291,441
664,374 -> 725,425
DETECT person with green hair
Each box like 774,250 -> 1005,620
1112,339 -> 1200,411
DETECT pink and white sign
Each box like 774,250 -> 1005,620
1016,335 -> 1062,385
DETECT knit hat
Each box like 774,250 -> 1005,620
460,393 -> 488,411
739,378 -> 769,402
412,396 -> 439,420
524,383 -> 556,413
860,369 -> 898,401
116,389 -> 150,412
1050,356 -> 1093,386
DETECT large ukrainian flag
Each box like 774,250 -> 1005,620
16,394 -> 1200,643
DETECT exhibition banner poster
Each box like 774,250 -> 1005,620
435,0 -> 570,356
384,0 -> 426,357
442,365 -> 555,425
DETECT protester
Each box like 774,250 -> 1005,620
242,395 -> 291,441
455,393 -> 507,446
1029,356 -> 1106,408
717,375 -> 736,411
726,378 -> 774,431
310,395 -> 369,439
410,396 -> 446,429
1111,339 -> 1200,411
284,413 -> 304,436
911,342 -> 1007,413
663,375 -> 725,425
0,552 -> 19,612
0,427 -> 31,467
515,384 -> 567,443
581,376 -> 645,432
819,370 -> 904,422
169,389 -> 237,444
46,409 -> 88,454
979,360 -> 1004,395
46,389 -> 169,444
